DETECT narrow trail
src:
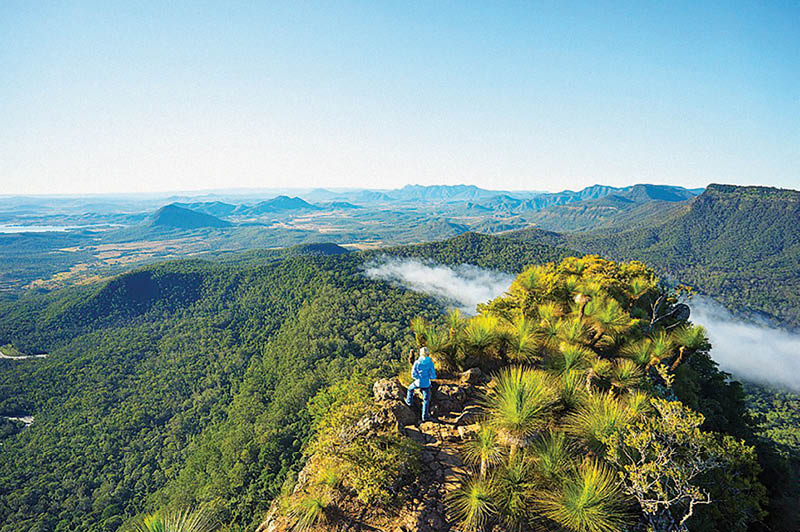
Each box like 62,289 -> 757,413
393,371 -> 488,531
260,370 -> 489,532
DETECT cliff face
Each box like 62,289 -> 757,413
259,370 -> 488,532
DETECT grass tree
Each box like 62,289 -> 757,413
495,455 -> 536,531
463,313 -> 502,365
535,459 -> 631,532
448,475 -> 497,532
462,424 -> 505,479
289,492 -> 330,532
446,308 -> 467,340
409,316 -> 428,347
622,338 -> 655,366
669,324 -> 709,370
131,508 -> 215,532
537,316 -> 562,354
504,315 -> 541,363
558,369 -> 589,411
558,316 -> 591,347
529,431 -> 574,485
549,343 -> 593,375
536,301 -> 564,325
423,324 -> 459,371
586,299 -> 632,348
647,330 -> 674,368
565,391 -> 635,454
610,358 -> 644,392
484,367 -> 558,460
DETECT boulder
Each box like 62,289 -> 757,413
455,405 -> 482,426
386,401 -> 417,427
373,378 -> 405,402
460,367 -> 485,384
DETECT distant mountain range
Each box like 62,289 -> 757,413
151,184 -> 701,230
507,183 -> 800,326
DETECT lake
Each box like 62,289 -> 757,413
0,224 -> 121,233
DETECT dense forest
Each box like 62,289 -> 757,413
0,229 -> 797,531
268,255 -> 767,532
555,184 -> 800,328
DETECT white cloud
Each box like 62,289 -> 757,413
690,297 -> 800,392
364,258 -> 514,315
365,259 -> 800,392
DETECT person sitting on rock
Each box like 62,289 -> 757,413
405,346 -> 437,422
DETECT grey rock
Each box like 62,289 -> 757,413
373,378 -> 405,402
460,367 -> 485,384
386,402 -> 416,427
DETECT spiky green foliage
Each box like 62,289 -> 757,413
610,358 -> 643,392
622,338 -> 655,365
530,432 -> 574,485
130,507 -> 215,532
448,475 -> 497,532
648,330 -> 674,367
586,299 -> 632,346
315,463 -> 343,492
623,390 -> 653,418
535,459 -> 631,532
446,309 -> 467,338
670,324 -> 710,370
565,392 -> 634,454
463,313 -> 501,361
558,369 -> 589,410
558,316 -> 591,346
424,323 -> 459,371
504,315 -> 541,363
462,424 -> 505,479
495,456 -> 536,531
484,367 -> 558,458
549,343 -> 592,374
289,493 -> 329,532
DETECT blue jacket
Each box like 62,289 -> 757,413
412,356 -> 437,388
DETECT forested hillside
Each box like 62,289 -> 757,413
510,184 -> 800,327
0,254 -> 444,532
0,238 -> 574,531
263,255 -> 771,532
0,224 -> 797,531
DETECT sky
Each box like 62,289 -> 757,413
1,1 -> 798,195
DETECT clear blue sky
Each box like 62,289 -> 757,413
1,1 -> 797,194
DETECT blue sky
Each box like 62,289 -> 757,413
1,1 -> 797,194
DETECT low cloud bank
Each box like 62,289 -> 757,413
690,297 -> 800,392
364,258 -> 799,391
364,258 -> 514,314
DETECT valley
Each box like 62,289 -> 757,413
0,183 -> 797,532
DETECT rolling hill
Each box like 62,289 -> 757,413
148,204 -> 233,229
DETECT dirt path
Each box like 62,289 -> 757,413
396,374 -> 487,531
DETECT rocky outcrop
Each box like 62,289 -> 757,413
373,378 -> 406,402
259,370 -> 488,532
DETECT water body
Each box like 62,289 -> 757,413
0,224 -> 121,233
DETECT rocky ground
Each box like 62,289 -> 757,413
259,368 -> 489,532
